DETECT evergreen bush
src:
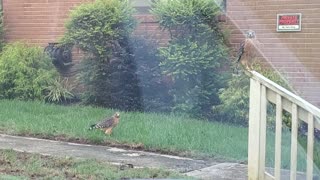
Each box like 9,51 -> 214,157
63,0 -> 136,61
152,0 -> 229,118
63,0 -> 142,111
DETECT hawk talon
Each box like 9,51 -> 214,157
105,128 -> 113,135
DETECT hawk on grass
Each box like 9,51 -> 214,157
89,112 -> 120,135
237,30 -> 259,71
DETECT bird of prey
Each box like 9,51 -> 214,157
237,30 -> 259,71
89,112 -> 120,135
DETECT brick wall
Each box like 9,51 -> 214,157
226,0 -> 320,107
3,0 -> 320,107
3,0 -> 87,46
3,0 -> 90,66
2,0 -> 169,91
2,0 -> 169,60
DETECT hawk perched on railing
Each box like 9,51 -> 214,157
89,112 -> 120,135
237,30 -> 259,71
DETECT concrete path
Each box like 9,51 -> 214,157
0,134 -> 248,179
1,134 -> 313,180
185,163 -> 247,180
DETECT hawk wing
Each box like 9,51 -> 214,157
90,117 -> 115,130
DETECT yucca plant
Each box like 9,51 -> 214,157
45,77 -> 74,103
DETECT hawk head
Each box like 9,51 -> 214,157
114,112 -> 120,118
246,30 -> 256,39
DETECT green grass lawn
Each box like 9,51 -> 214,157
0,149 -> 185,179
0,99 -> 249,161
0,99 -> 319,173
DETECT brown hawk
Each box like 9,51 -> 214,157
89,112 -> 120,135
237,30 -> 259,71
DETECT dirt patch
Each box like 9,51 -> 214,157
0,168 -> 24,176
0,149 -> 185,179
0,151 -> 42,178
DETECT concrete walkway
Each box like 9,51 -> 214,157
0,134 -> 248,179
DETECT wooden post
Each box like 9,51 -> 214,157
274,94 -> 283,180
290,104 -> 298,180
259,85 -> 267,179
248,78 -> 262,180
249,71 -> 320,180
306,113 -> 314,180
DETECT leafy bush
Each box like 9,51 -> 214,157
215,63 -> 292,125
0,43 -> 58,100
152,0 -> 229,118
62,0 -> 136,61
63,0 -> 142,111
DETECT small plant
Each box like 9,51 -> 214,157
214,71 -> 249,125
215,62 -> 292,125
45,77 -> 74,103
0,42 -> 58,101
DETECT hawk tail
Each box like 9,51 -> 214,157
236,55 -> 242,63
89,124 -> 97,130
237,40 -> 245,63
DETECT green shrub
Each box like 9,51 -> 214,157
0,42 -> 58,100
214,71 -> 249,125
215,63 -> 292,125
63,0 -> 142,110
62,0 -> 136,61
159,38 -> 227,117
152,0 -> 229,118
151,0 -> 221,38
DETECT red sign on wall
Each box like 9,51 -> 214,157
277,13 -> 302,32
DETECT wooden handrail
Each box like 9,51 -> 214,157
248,71 -> 320,180
250,71 -> 320,118
250,71 -> 320,129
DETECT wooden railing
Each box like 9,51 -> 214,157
248,71 -> 320,180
